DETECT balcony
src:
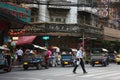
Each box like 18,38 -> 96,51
12,23 -> 103,39
47,0 -> 71,10
25,4 -> 38,8
78,6 -> 98,15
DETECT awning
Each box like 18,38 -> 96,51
16,36 -> 36,45
0,46 -> 10,50
33,44 -> 47,50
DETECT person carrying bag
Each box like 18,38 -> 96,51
73,46 -> 87,74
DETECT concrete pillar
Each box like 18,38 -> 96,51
66,0 -> 77,24
38,0 -> 49,22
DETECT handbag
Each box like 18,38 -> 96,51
76,60 -> 80,65
76,58 -> 80,65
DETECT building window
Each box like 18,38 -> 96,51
31,18 -> 34,22
50,17 -> 66,23
31,16 -> 38,22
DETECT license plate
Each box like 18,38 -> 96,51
95,61 -> 99,64
24,62 -> 28,65
64,62 -> 68,64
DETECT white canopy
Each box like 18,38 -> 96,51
0,46 -> 10,50
33,44 -> 47,50
102,48 -> 108,52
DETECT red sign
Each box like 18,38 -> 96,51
16,36 -> 36,45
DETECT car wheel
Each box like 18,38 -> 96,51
36,63 -> 42,70
3,67 -> 12,72
103,62 -> 107,67
23,65 -> 28,70
62,64 -> 64,67
91,64 -> 95,67
117,62 -> 120,64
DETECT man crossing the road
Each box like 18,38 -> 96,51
73,46 -> 87,74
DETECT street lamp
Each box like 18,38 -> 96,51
80,29 -> 85,49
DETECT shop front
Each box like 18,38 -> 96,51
0,2 -> 31,46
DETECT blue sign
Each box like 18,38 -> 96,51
0,2 -> 31,24
42,36 -> 50,40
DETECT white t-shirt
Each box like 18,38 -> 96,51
76,50 -> 83,58
17,49 -> 23,56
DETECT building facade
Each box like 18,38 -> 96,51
9,0 -> 120,48
22,0 -> 103,48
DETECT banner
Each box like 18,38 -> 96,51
0,2 -> 31,24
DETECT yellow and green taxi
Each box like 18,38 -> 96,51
116,54 -> 120,64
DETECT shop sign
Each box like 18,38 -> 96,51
0,2 -> 31,23
98,0 -> 109,18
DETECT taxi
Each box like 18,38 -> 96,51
116,54 -> 120,64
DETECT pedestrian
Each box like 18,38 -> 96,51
73,46 -> 87,74
16,48 -> 23,64
44,49 -> 52,67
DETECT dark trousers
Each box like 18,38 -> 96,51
17,55 -> 22,64
73,58 -> 86,73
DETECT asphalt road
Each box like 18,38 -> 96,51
0,63 -> 120,80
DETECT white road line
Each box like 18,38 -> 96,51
0,76 -> 42,80
45,79 -> 54,80
52,72 -> 70,76
94,72 -> 120,78
78,71 -> 117,77
109,76 -> 120,80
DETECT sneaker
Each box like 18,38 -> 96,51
73,71 -> 77,74
83,71 -> 88,74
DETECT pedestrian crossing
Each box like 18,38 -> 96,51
1,65 -> 120,80
38,68 -> 120,80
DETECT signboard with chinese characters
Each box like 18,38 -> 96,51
98,0 -> 109,18
0,2 -> 31,24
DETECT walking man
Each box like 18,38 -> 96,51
73,46 -> 87,74
16,48 -> 23,64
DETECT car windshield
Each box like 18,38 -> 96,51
61,55 -> 72,59
91,48 -> 107,54
23,54 -> 37,59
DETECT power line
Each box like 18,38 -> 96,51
2,1 -> 119,7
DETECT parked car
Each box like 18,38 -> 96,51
22,53 -> 49,70
61,54 -> 75,67
115,54 -> 120,64
0,46 -> 12,72
90,48 -> 109,67
108,53 -> 116,62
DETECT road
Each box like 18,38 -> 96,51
0,63 -> 120,80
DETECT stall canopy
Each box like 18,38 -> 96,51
33,44 -> 47,50
16,36 -> 36,45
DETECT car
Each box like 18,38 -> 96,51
22,53 -> 49,70
108,53 -> 116,62
90,48 -> 109,67
61,54 -> 75,67
115,54 -> 120,64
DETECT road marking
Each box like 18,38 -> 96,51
0,76 -> 42,80
78,71 -> 117,77
110,76 -> 120,80
94,73 -> 120,78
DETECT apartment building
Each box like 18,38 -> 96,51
19,0 -> 103,47
103,0 -> 120,41
7,0 -> 119,47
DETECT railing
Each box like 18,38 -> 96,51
11,23 -> 103,38
47,0 -> 71,9
78,6 -> 98,15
